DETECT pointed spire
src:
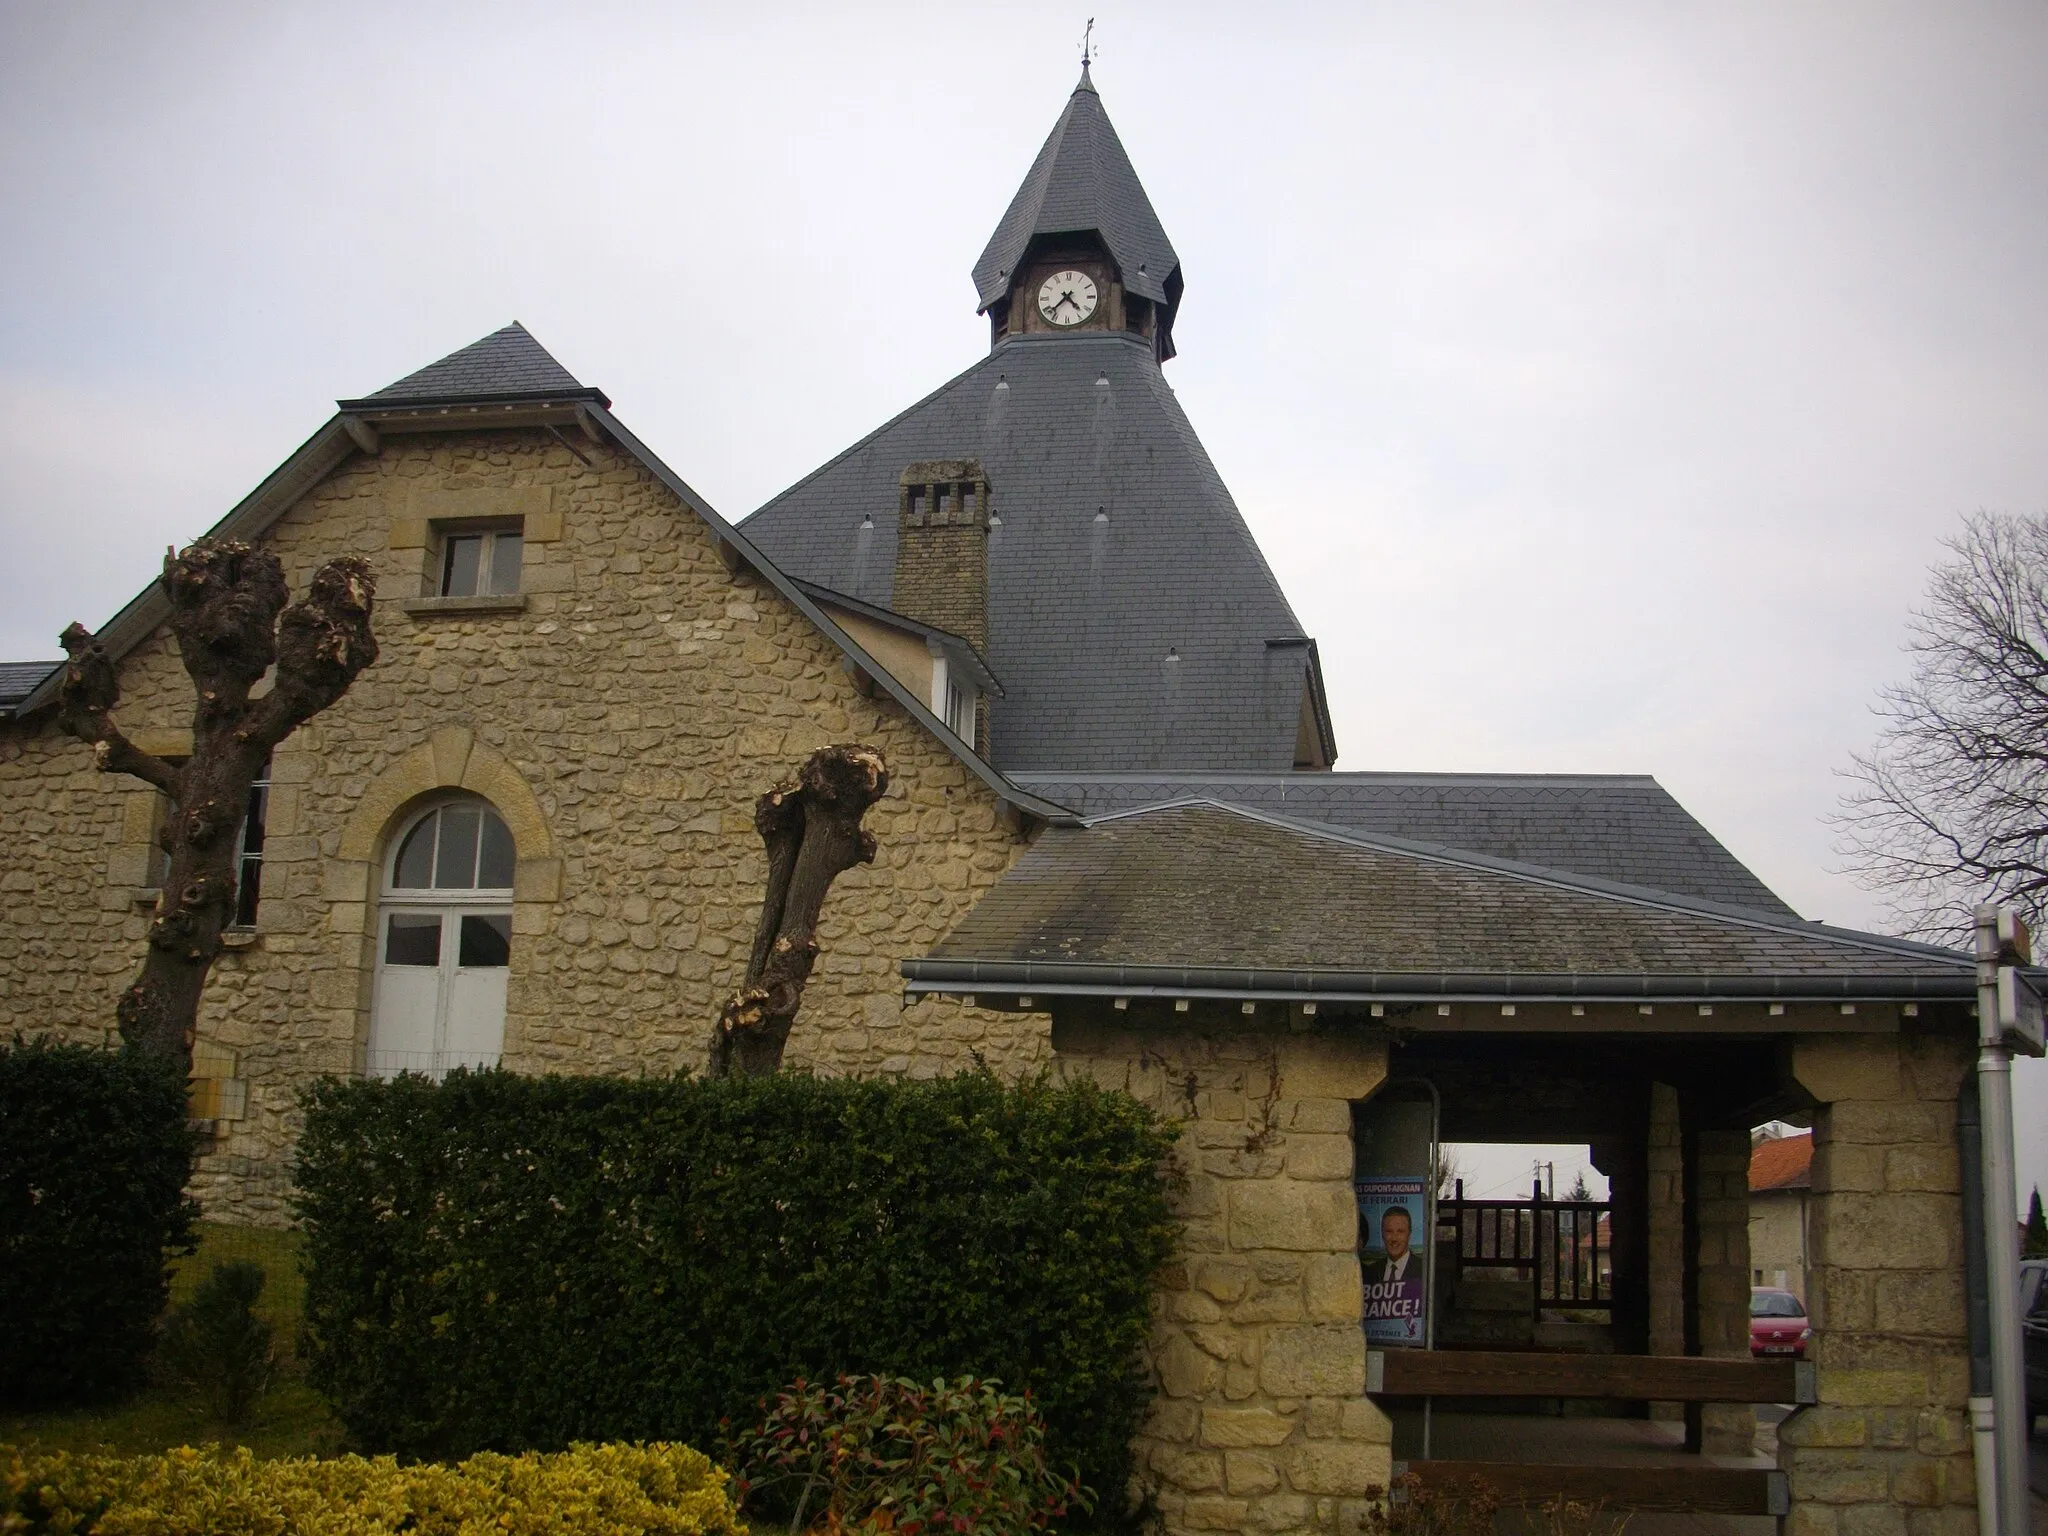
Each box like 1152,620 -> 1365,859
971,73 -> 1179,315
353,322 -> 603,406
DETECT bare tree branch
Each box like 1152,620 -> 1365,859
709,744 -> 890,1078
55,623 -> 183,795
55,539 -> 379,1070
1835,510 -> 2048,943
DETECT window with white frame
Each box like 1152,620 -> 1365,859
929,654 -> 976,750
441,528 -> 523,597
230,755 -> 271,927
367,798 -> 516,1079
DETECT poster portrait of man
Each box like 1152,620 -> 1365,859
1356,1175 -> 1429,1345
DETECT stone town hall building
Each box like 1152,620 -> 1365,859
0,68 -> 1997,1536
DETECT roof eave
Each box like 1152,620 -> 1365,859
584,406 -> 1076,828
339,386 -> 613,414
793,579 -> 1006,697
18,414 -> 363,716
897,957 -> 1977,1004
13,393 -> 1076,829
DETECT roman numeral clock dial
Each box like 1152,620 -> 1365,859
1036,270 -> 1099,326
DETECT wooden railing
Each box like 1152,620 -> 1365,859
1439,1179 -> 1611,1311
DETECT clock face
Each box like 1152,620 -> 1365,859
1037,270 -> 1099,326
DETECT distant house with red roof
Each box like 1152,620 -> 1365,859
1750,1130 -> 1814,1299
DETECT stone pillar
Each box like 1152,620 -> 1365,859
1647,1082 -> 1685,1419
1780,1031 -> 1976,1536
1053,1011 -> 1391,1536
1592,1088 -> 1651,1358
1691,1121 -> 1758,1456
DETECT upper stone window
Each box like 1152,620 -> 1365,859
391,801 -> 517,892
232,756 -> 272,927
442,530 -> 522,597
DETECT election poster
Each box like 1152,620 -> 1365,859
1356,1175 -> 1429,1346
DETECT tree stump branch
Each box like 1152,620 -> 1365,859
710,744 -> 889,1078
57,539 -> 378,1071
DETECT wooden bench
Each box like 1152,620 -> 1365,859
1366,1348 -> 1815,1403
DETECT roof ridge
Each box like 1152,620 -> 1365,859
1090,798 -> 1965,964
355,321 -> 596,406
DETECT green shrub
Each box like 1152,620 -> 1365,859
156,1260 -> 275,1425
722,1373 -> 1086,1536
0,1037 -> 196,1408
294,1069 -> 1179,1521
1,1439 -> 742,1535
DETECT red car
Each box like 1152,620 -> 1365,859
1750,1287 -> 1810,1358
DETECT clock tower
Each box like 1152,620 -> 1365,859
742,65 -> 1334,776
972,62 -> 1183,360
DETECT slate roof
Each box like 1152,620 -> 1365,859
972,66 -> 1180,313
1008,771 -> 1798,918
346,322 -> 604,407
905,801 -> 1975,1001
740,332 -> 1320,774
0,661 -> 60,716
1750,1133 -> 1813,1192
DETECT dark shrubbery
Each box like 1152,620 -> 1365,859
0,1035 -> 196,1407
157,1260 -> 276,1424
722,1373 -> 1086,1536
295,1070 -> 1179,1518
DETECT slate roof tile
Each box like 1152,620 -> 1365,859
0,660 -> 60,713
972,66 -> 1179,310
357,322 -> 591,404
1012,771 -> 1798,917
740,334 -> 1313,773
916,802 -> 1968,990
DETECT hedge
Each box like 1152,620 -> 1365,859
1,1441 -> 742,1535
0,1036 -> 196,1408
294,1070 -> 1180,1518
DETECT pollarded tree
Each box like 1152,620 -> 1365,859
56,539 -> 378,1074
708,743 -> 890,1078
1837,510 -> 2048,943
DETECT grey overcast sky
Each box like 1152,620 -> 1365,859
3,2 -> 2044,1195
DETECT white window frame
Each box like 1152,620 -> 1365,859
929,651 -> 976,749
440,526 -> 524,597
367,798 -> 516,1080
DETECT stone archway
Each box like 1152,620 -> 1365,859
326,726 -> 560,1070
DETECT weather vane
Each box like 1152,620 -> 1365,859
1082,17 -> 1095,67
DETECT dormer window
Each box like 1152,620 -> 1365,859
442,529 -> 522,597
930,651 -> 978,751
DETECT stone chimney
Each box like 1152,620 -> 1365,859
892,459 -> 990,653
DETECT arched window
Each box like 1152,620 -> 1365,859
368,798 -> 515,1079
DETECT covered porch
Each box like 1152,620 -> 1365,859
903,798 -> 1983,1536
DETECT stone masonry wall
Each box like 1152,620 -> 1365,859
0,426 -> 1047,1218
1781,1030 -> 1977,1536
1695,1124 -> 1757,1456
1648,1081 -> 1685,1418
1051,1006 -> 1391,1536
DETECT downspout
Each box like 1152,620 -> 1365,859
1971,906 -> 2030,1536
1954,1077 -> 1999,1530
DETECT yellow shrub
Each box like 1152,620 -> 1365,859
1,1440 -> 746,1536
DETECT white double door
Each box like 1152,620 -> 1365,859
368,904 -> 511,1078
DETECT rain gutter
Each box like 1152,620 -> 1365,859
899,958 -> 1979,1003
